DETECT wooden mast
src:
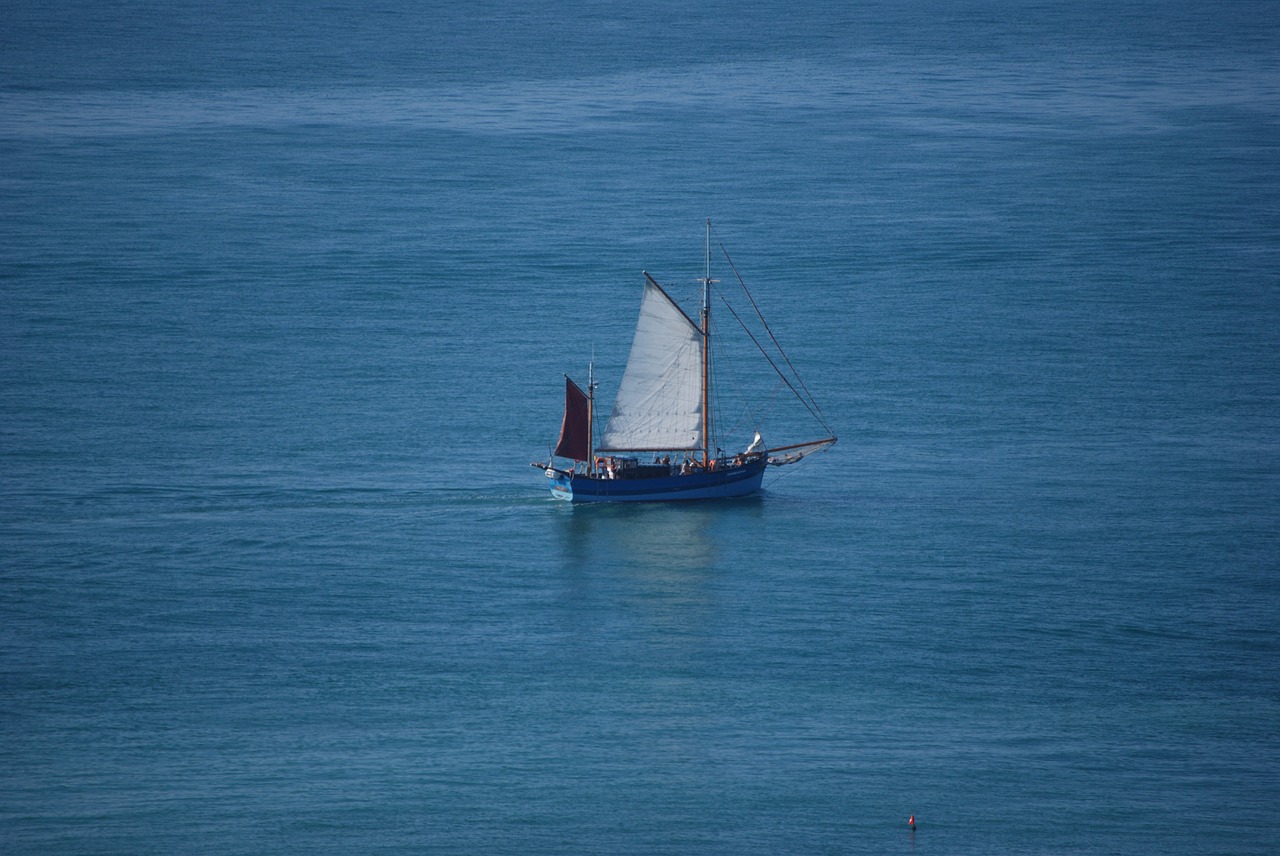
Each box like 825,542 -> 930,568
587,358 -> 595,476
699,219 -> 715,467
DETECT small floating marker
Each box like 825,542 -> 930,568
908,814 -> 917,831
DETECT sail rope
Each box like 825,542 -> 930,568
706,319 -> 779,446
714,276 -> 832,435
718,242 -> 836,437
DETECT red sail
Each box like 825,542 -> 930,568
553,377 -> 590,461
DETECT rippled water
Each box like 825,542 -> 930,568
3,1 -> 1278,853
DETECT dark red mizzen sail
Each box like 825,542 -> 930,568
553,377 -> 590,461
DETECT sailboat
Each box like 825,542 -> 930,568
532,221 -> 836,502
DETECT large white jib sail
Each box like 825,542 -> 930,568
597,274 -> 704,452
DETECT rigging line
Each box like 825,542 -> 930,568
743,375 -> 786,428
708,320 -> 763,433
706,308 -> 725,447
763,440 -> 835,489
717,332 -> 770,437
757,377 -> 787,423
715,288 -> 829,431
722,247 -> 832,434
718,242 -> 834,434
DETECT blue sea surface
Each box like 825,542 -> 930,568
3,1 -> 1278,853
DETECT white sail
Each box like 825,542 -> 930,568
598,275 -> 704,451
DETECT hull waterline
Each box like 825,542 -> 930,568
550,458 -> 766,503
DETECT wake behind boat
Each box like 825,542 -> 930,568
532,221 -> 835,502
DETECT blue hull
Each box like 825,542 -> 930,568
550,458 -> 766,503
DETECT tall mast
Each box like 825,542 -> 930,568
698,219 -> 716,466
587,356 -> 595,475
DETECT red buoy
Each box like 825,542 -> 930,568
908,815 -> 917,830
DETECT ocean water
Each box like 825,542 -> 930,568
3,1 -> 1278,853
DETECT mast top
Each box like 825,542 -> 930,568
697,218 -> 719,291
697,218 -> 719,330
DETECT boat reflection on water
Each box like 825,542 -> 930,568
554,497 -> 766,634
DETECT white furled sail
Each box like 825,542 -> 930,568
598,274 -> 704,451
